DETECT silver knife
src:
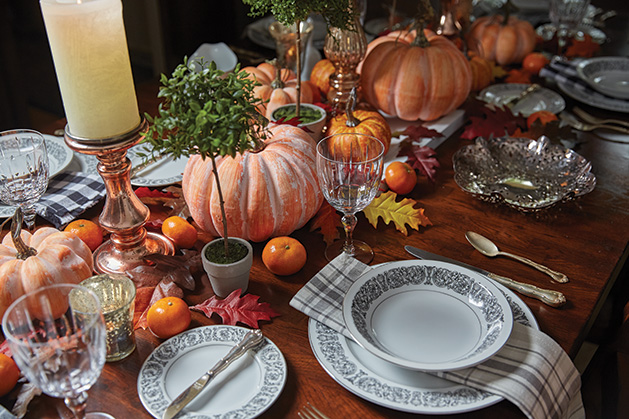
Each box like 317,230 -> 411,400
162,329 -> 265,419
404,245 -> 566,308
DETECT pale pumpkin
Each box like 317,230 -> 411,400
182,124 -> 323,243
241,62 -> 314,119
360,29 -> 472,122
466,15 -> 536,66
0,224 -> 94,319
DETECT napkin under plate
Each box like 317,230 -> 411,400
290,253 -> 585,419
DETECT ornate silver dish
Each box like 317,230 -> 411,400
453,136 -> 596,211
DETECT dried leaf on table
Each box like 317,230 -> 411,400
12,381 -> 42,419
309,202 -> 341,245
191,289 -> 281,328
397,143 -> 440,182
565,34 -> 600,58
136,185 -> 189,219
461,99 -> 527,140
392,124 -> 441,141
363,191 -> 432,236
490,61 -> 509,80
135,187 -> 177,202
505,68 -> 532,84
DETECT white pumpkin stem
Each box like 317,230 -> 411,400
209,154 -> 230,257
10,209 -> 37,260
344,87 -> 361,127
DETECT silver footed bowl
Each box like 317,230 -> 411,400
453,136 -> 596,212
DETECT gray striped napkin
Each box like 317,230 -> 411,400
290,253 -> 585,419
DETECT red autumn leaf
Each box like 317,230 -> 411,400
461,101 -> 527,140
394,124 -> 442,141
565,34 -> 600,58
398,144 -> 440,183
313,102 -> 333,114
135,187 -> 176,199
191,289 -> 281,328
505,68 -> 532,84
309,202 -> 341,245
274,117 -> 314,133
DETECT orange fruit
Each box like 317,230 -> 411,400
162,216 -> 198,248
262,236 -> 307,276
522,52 -> 550,75
147,297 -> 191,339
0,354 -> 20,397
527,110 -> 558,129
385,161 -> 417,195
64,219 -> 103,252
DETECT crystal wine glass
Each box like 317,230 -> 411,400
2,284 -> 114,419
549,0 -> 591,55
0,129 -> 49,230
316,133 -> 385,263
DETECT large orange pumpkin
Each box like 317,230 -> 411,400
466,15 -> 536,66
241,62 -> 314,119
0,224 -> 94,319
182,124 -> 323,243
360,29 -> 472,122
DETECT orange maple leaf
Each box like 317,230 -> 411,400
309,202 -> 341,245
363,191 -> 432,236
505,68 -> 532,84
565,34 -> 600,58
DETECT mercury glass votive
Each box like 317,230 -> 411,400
80,274 -> 136,362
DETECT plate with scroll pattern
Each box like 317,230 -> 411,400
310,279 -> 537,414
137,325 -> 286,419
478,83 -> 565,117
342,260 -> 513,372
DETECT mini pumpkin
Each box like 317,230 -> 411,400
0,212 -> 94,319
309,58 -> 335,97
241,61 -> 314,119
468,54 -> 494,91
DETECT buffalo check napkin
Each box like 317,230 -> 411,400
35,172 -> 105,228
290,253 -> 585,419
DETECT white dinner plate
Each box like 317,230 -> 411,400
557,79 -> 629,113
478,83 -> 566,117
342,260 -> 513,372
137,325 -> 287,419
127,145 -> 188,187
310,281 -> 538,415
576,56 -> 629,99
0,134 -> 73,218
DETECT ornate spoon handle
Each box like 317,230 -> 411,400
487,272 -> 566,307
500,251 -> 569,283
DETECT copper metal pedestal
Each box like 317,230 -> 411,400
64,118 -> 175,275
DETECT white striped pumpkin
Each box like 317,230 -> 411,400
182,124 -> 322,242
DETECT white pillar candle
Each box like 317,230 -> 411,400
40,0 -> 140,140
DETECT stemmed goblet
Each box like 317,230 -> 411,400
316,133 -> 385,263
549,0 -> 591,56
0,129 -> 49,230
2,284 -> 114,419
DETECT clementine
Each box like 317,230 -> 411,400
527,110 -> 558,129
385,161 -> 417,195
522,52 -> 550,75
0,354 -> 20,397
64,219 -> 103,251
162,216 -> 198,248
147,296 -> 191,339
262,236 -> 307,276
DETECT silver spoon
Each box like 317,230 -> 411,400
465,231 -> 569,283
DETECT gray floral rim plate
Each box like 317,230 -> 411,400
342,260 -> 513,372
453,136 -> 597,211
310,278 -> 538,415
137,325 -> 286,419
478,83 -> 566,117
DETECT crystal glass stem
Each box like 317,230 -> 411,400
341,213 -> 358,255
66,392 -> 88,419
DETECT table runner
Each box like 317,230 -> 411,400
290,253 -> 585,419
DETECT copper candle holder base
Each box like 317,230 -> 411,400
64,118 -> 175,275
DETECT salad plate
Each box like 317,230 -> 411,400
478,83 -> 565,116
342,260 -> 513,372
310,281 -> 537,415
138,325 -> 286,419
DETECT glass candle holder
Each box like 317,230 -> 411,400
80,274 -> 137,362
269,20 -> 314,75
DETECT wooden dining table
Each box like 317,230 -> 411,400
7,1 -> 629,418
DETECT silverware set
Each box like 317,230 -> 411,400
560,108 -> 629,134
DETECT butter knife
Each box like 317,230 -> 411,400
162,329 -> 264,419
404,245 -> 566,308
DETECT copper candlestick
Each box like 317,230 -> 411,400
64,117 -> 175,275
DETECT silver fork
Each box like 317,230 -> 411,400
297,403 -> 330,419
559,112 -> 629,134
573,107 -> 629,129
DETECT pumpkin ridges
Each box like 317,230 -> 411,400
39,232 -> 94,273
35,245 -> 92,286
183,155 -> 220,237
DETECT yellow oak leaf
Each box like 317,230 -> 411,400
490,61 -> 509,80
363,191 -> 432,236
309,202 -> 341,245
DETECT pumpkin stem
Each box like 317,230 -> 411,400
410,0 -> 434,48
344,87 -> 361,128
209,154 -> 230,257
269,59 -> 285,90
10,209 -> 37,260
500,0 -> 515,25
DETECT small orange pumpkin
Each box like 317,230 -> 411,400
241,62 -> 314,119
468,54 -> 493,92
0,213 -> 94,319
309,59 -> 335,97
466,13 -> 536,66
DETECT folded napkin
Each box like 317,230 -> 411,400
35,172 -> 105,228
290,254 -> 585,419
539,58 -> 627,103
